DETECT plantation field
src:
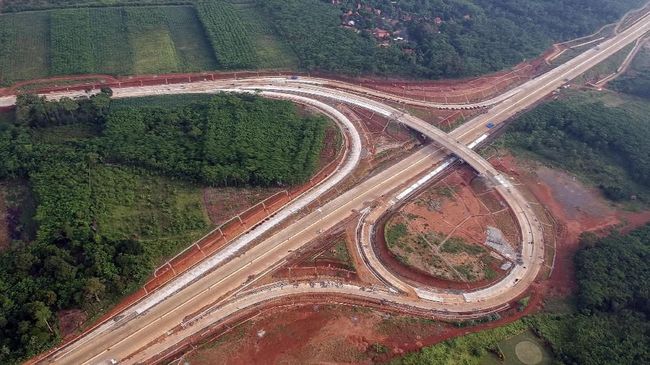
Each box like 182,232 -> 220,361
109,93 -> 217,110
0,5 -> 219,83
0,12 -> 49,84
227,0 -> 298,69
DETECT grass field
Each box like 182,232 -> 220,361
481,330 -> 553,365
91,165 -> 211,257
31,123 -> 100,144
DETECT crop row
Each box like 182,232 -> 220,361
195,1 -> 258,69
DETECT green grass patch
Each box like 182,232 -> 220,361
487,330 -> 553,365
91,166 -> 210,258
454,264 -> 477,281
31,123 -> 100,144
440,237 -> 486,255
164,6 -> 218,71
391,320 -> 530,364
125,7 -> 180,74
332,239 -> 353,269
385,223 -> 408,247
436,186 -> 456,199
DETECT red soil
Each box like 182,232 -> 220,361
492,153 -> 650,296
182,153 -> 649,365
376,167 -> 514,289
183,286 -> 545,365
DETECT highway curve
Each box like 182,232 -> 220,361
18,12 -> 650,364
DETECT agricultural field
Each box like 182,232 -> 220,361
0,1 -> 298,84
227,0 -> 298,69
0,5 -> 219,84
0,12 -> 49,84
0,0 -> 188,12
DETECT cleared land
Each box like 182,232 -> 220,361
384,168 -> 517,283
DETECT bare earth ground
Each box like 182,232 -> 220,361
184,152 -> 650,365
383,167 -> 516,284
183,296 -> 545,365
492,153 -> 650,296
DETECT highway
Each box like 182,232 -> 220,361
15,11 -> 649,364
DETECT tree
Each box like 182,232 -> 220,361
26,301 -> 53,333
83,277 -> 105,303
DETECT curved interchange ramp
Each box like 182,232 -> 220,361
18,13 -> 650,364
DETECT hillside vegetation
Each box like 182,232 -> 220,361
0,92 -> 326,363
502,92 -> 650,204
0,0 -> 645,83
611,43 -> 650,99
393,224 -> 650,365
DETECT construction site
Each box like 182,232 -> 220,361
0,5 -> 648,363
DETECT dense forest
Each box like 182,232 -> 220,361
0,92 -> 326,363
503,94 -> 650,203
531,226 -> 650,365
393,225 -> 650,365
